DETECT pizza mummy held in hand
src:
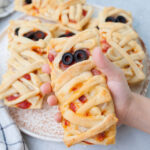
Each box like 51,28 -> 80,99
47,29 -> 118,147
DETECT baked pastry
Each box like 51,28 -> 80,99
50,23 -> 78,38
8,20 -> 77,54
8,20 -> 55,55
15,0 -> 93,31
84,18 -> 99,30
0,50 -> 50,109
47,29 -> 118,146
99,7 -> 132,26
53,0 -> 93,30
15,0 -> 64,19
99,23 -> 145,84
0,19 -> 53,109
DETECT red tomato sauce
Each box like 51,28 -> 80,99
17,100 -> 32,109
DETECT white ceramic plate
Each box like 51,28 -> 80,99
0,4 -> 150,142
0,0 -> 14,18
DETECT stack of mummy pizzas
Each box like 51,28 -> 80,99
0,0 -> 146,147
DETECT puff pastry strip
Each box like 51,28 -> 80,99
84,18 -> 99,30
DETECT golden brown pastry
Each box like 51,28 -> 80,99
8,20 -> 77,54
0,50 -> 50,109
15,0 -> 93,31
0,20 -> 54,109
99,7 -> 132,26
99,23 -> 145,84
15,0 -> 64,19
53,0 -> 93,30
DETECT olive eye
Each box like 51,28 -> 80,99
33,31 -> 47,41
115,16 -> 127,23
25,0 -> 32,4
15,28 -> 20,36
105,17 -> 116,22
23,31 -> 35,40
59,32 -> 75,38
105,16 -> 127,24
23,31 -> 46,41
96,26 -> 100,30
74,50 -> 88,63
62,52 -> 74,65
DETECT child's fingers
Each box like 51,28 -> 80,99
42,64 -> 51,74
92,47 -> 123,81
40,82 -> 52,95
47,95 -> 58,106
55,112 -> 62,123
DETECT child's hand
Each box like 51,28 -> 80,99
92,47 -> 132,123
40,47 -> 150,134
40,64 -> 62,123
40,47 -> 132,123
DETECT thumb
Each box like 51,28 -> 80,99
92,47 -> 122,80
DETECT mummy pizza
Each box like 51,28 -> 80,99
0,50 -> 50,109
15,0 -> 93,31
84,18 -> 99,30
47,29 -> 118,147
99,7 -> 132,26
15,0 -> 64,19
54,0 -> 93,30
50,24 -> 78,38
8,20 -> 56,55
99,23 -> 145,84
8,20 -> 77,55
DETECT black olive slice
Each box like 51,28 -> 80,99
23,31 -> 35,40
15,28 -> 20,36
25,0 -> 32,4
33,31 -> 47,41
115,16 -> 127,23
23,31 -> 46,41
74,50 -> 88,63
96,26 -> 100,30
105,16 -> 116,22
58,32 -> 75,38
62,52 -> 74,65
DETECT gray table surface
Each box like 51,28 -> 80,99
0,0 -> 150,150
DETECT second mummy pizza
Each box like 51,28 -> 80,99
99,7 -> 132,26
15,0 -> 64,19
0,50 -> 50,109
53,0 -> 93,30
8,20 -> 77,55
15,0 -> 93,31
99,23 -> 145,84
8,20 -> 56,55
47,29 -> 118,147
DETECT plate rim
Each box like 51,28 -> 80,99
0,3 -> 14,18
